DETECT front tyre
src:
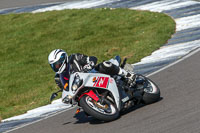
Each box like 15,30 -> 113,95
80,95 -> 119,122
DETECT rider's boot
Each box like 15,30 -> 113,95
118,68 -> 136,85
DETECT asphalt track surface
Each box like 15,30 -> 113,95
1,0 -> 200,133
0,0 -> 78,9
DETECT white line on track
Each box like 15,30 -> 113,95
147,47 -> 200,77
3,106 -> 76,133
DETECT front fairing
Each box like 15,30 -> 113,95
62,72 -> 121,110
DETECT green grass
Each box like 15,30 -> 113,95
0,8 -> 175,119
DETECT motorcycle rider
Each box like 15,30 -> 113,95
48,49 -> 135,101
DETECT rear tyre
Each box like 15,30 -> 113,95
80,95 -> 119,122
142,78 -> 160,104
134,74 -> 160,104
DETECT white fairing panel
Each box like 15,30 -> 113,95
83,73 -> 120,109
61,73 -> 75,99
62,72 -> 121,109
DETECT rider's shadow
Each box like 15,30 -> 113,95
120,97 -> 163,116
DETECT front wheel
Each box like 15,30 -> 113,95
79,95 -> 119,121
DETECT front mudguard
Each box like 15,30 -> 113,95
79,90 -> 99,101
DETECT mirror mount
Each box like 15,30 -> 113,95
50,89 -> 63,102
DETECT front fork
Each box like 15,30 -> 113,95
76,90 -> 108,115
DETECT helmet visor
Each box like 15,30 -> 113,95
50,53 -> 66,72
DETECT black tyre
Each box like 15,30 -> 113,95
142,77 -> 160,104
79,95 -> 119,122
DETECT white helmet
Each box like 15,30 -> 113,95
48,49 -> 68,74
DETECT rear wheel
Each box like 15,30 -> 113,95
80,95 -> 119,121
135,74 -> 160,104
142,78 -> 160,104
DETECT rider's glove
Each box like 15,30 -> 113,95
83,62 -> 93,70
83,58 -> 95,71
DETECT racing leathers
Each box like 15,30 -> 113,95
54,53 -> 97,91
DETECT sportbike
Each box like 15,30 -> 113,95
50,57 -> 160,121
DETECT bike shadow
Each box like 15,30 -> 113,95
73,97 -> 163,125
73,111 -> 106,124
121,97 -> 163,115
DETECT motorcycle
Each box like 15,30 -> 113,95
50,57 -> 160,121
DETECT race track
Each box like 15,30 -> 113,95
1,0 -> 200,133
0,0 -> 77,10
7,48 -> 200,133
